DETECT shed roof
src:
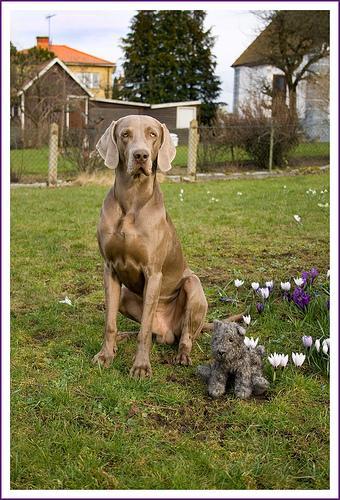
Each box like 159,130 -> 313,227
18,58 -> 93,97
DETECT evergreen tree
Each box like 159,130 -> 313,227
111,75 -> 124,99
121,11 -> 158,102
121,10 -> 221,123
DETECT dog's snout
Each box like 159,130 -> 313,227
133,150 -> 149,162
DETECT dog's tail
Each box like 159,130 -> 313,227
116,313 -> 245,339
116,331 -> 138,343
202,312 -> 245,332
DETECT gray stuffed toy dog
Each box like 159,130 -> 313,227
197,320 -> 269,399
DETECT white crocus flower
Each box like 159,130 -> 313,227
324,338 -> 330,347
280,354 -> 289,368
59,296 -> 72,306
280,281 -> 291,291
244,336 -> 258,348
291,352 -> 306,367
259,287 -> 269,299
234,279 -> 244,288
265,280 -> 274,289
293,214 -> 302,223
251,282 -> 260,291
294,277 -> 304,287
268,353 -> 282,368
315,339 -> 321,352
327,269 -> 330,279
322,342 -> 329,355
242,315 -> 251,326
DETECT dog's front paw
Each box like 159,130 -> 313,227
130,359 -> 152,379
174,352 -> 192,366
92,347 -> 116,368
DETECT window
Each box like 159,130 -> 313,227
273,75 -> 286,96
75,72 -> 100,89
176,107 -> 196,129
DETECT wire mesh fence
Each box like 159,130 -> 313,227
10,124 -> 105,183
197,121 -> 330,171
10,124 -> 74,183
168,128 -> 189,168
10,118 -> 330,184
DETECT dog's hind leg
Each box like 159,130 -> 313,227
175,274 -> 208,365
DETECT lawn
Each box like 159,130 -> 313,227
11,173 -> 330,490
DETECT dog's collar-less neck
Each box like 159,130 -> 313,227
114,168 -> 158,213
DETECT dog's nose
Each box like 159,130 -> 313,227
133,150 -> 149,162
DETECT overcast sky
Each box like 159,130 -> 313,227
10,8 -> 263,108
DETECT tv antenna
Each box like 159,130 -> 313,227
45,14 -> 56,44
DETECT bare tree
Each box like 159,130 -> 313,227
11,43 -> 88,148
254,10 -> 329,119
10,43 -> 55,105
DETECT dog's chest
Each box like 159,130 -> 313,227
104,213 -> 148,265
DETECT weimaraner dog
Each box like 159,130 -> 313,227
92,115 -> 209,378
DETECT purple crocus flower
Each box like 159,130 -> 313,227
301,271 -> 310,285
292,287 -> 311,311
256,302 -> 264,314
302,335 -> 313,348
309,268 -> 319,283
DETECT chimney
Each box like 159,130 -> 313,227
36,36 -> 49,49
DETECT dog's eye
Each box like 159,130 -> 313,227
150,132 -> 157,138
121,132 -> 129,138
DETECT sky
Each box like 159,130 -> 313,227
10,7 -> 263,108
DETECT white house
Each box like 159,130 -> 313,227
232,26 -> 329,141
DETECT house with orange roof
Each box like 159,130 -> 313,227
34,36 -> 115,98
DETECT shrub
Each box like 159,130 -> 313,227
60,127 -> 105,173
238,102 -> 300,168
198,102 -> 300,169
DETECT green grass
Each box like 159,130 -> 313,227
177,142 -> 330,167
10,147 -> 77,181
11,173 -> 330,490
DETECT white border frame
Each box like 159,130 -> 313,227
2,2 -> 339,499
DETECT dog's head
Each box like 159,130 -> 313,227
211,320 -> 246,364
96,115 -> 176,176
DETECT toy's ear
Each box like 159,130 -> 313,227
213,319 -> 223,328
96,120 -> 119,169
157,123 -> 176,172
236,324 -> 246,336
257,345 -> 265,356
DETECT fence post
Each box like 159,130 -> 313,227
48,123 -> 58,186
268,120 -> 274,172
187,119 -> 199,178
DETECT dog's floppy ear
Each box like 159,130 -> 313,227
157,123 -> 176,172
96,121 -> 119,169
